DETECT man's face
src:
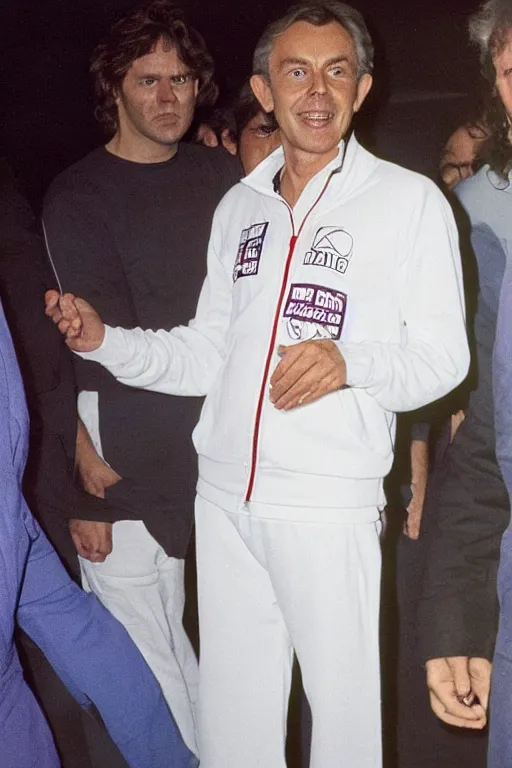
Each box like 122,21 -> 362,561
116,38 -> 199,153
494,30 -> 512,126
439,125 -> 481,189
251,21 -> 372,165
238,112 -> 281,174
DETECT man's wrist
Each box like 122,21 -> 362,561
338,343 -> 374,388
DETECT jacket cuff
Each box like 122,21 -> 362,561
418,594 -> 497,663
339,343 -> 374,388
77,324 -> 117,365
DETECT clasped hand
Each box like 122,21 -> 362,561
426,656 -> 491,729
270,340 -> 347,410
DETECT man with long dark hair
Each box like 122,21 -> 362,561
42,1 -> 239,756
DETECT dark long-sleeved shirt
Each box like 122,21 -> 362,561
419,167 -> 511,662
43,144 -> 240,557
0,160 -> 141,572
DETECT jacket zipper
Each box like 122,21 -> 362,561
244,172 -> 335,503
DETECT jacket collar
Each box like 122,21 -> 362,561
486,166 -> 512,193
241,132 -> 357,198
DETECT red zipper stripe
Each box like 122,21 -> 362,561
244,173 -> 334,503
245,231 -> 297,501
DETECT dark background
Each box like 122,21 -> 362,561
0,0 -> 482,205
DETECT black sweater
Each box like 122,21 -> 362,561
43,143 -> 240,557
0,159 -> 133,575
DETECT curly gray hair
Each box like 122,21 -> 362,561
469,0 -> 512,75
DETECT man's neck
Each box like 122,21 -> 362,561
279,144 -> 339,208
105,131 -> 178,164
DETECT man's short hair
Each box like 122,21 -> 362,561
469,0 -> 512,81
91,0 -> 218,134
252,1 -> 374,81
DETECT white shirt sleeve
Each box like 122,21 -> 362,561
77,211 -> 232,397
340,185 -> 470,412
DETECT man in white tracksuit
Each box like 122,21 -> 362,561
46,2 -> 470,766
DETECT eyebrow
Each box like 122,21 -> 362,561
278,55 -> 352,69
135,71 -> 193,79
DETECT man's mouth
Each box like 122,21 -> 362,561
154,113 -> 179,122
298,111 -> 334,127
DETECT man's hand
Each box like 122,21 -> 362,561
426,657 -> 491,729
72,420 -> 120,562
195,123 -> 219,148
78,456 -> 122,499
450,409 -> 466,443
404,497 -> 424,540
69,519 -> 113,563
76,418 -> 121,499
45,290 -> 105,352
270,340 -> 347,410
404,439 -> 429,540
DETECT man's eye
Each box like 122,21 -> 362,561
141,77 -> 157,86
290,68 -> 306,79
255,126 -> 276,138
171,74 -> 191,86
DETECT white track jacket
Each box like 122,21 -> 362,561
80,136 -> 469,517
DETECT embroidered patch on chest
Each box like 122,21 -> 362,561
283,283 -> 347,341
303,226 -> 353,274
233,222 -> 269,282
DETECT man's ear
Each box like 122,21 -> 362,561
250,74 -> 274,114
354,73 -> 373,113
112,84 -> 121,106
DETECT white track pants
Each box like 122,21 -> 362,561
77,392 -> 199,756
195,495 -> 382,768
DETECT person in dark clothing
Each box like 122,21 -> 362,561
418,0 -> 512,747
0,159 -> 133,577
491,196 -> 512,768
0,159 -> 201,768
43,1 -> 240,755
0,163 -> 198,768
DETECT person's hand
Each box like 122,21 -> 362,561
45,290 -> 105,352
404,497 -> 424,540
270,340 -> 347,410
69,519 -> 113,563
403,439 -> 429,540
78,454 -> 122,499
195,123 -> 219,148
450,409 -> 465,443
426,657 -> 491,729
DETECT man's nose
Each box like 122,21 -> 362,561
157,80 -> 178,103
309,70 -> 328,95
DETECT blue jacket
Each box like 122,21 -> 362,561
0,280 -> 59,767
491,215 -> 512,768
0,296 -> 198,768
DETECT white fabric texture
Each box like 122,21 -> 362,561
194,494 -> 382,768
77,391 -> 199,756
79,136 -> 469,512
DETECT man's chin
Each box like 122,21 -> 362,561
293,137 -> 343,157
147,130 -> 184,148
